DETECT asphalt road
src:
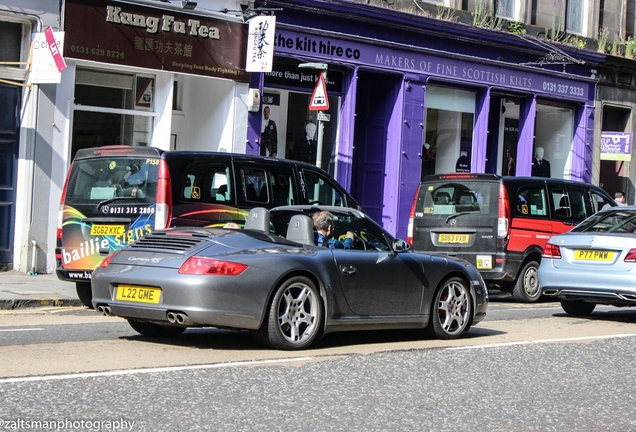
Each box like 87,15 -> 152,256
1,299 -> 636,431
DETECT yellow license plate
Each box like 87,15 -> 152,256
91,224 -> 125,236
116,285 -> 162,304
438,234 -> 469,244
574,250 -> 614,261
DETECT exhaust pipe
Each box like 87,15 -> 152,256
543,289 -> 559,296
97,305 -> 112,316
175,313 -> 191,325
166,311 -> 192,325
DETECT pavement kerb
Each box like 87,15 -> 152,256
0,298 -> 84,310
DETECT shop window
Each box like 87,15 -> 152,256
263,89 -> 341,179
500,98 -> 521,177
497,0 -> 517,19
533,103 -> 574,180
72,68 -> 155,158
566,0 -> 587,35
602,106 -> 630,132
423,86 -> 475,177
0,21 -> 22,63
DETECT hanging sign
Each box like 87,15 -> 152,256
245,15 -> 276,72
600,132 -> 632,161
45,27 -> 67,73
309,72 -> 329,111
29,29 -> 66,84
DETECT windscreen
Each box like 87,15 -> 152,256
65,157 -> 159,206
416,181 -> 498,217
573,209 -> 636,233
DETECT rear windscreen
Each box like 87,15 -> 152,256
64,157 -> 159,205
416,181 -> 498,217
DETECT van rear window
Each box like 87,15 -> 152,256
65,157 -> 159,205
416,181 -> 498,216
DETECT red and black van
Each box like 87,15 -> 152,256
407,173 -> 616,302
57,146 -> 361,307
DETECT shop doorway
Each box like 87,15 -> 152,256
352,71 -> 399,223
0,84 -> 20,268
599,106 -> 632,201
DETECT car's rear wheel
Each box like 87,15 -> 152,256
426,277 -> 472,339
76,282 -> 94,309
512,260 -> 542,303
262,276 -> 321,350
127,319 -> 186,338
560,300 -> 596,316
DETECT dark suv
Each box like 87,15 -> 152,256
407,173 -> 616,302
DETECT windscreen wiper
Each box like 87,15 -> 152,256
445,212 -> 471,223
97,196 -> 137,211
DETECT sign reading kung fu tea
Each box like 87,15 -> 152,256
64,0 -> 248,81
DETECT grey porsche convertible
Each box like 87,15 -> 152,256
91,205 -> 488,350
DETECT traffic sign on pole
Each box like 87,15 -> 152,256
309,72 -> 329,111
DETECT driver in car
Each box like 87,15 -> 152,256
312,211 -> 355,249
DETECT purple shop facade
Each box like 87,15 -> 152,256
249,27 -> 597,237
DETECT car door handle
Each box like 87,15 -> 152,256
340,265 -> 356,275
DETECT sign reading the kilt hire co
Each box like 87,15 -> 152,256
273,30 -> 593,101
63,0 -> 249,81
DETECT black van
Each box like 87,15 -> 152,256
56,146 -> 361,306
407,173 -> 616,302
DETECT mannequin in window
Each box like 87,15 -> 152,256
260,106 -> 278,158
531,146 -> 551,177
505,147 -> 516,176
293,119 -> 317,164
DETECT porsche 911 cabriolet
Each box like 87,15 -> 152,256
91,205 -> 488,350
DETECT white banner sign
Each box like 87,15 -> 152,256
29,31 -> 65,84
245,16 -> 276,72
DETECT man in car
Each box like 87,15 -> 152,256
312,211 -> 355,249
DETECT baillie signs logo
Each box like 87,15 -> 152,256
105,5 -> 221,39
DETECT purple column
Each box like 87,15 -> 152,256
472,87 -> 491,173
570,105 -> 594,183
517,95 -> 537,176
396,76 -> 427,239
336,67 -> 358,190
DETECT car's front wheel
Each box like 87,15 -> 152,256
262,276 -> 322,350
513,260 -> 542,303
76,282 -> 94,309
427,277 -> 472,339
127,319 -> 186,338
560,300 -> 596,316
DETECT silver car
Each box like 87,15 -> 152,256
539,206 -> 636,315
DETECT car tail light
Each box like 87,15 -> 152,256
99,252 -> 116,268
497,183 -> 510,244
155,159 -> 172,230
624,249 -> 636,262
178,257 -> 248,275
407,184 -> 421,246
57,161 -> 74,245
542,243 -> 562,259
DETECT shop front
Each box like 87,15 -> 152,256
60,0 -> 249,159
258,24 -> 597,238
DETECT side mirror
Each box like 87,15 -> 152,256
392,239 -> 410,252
